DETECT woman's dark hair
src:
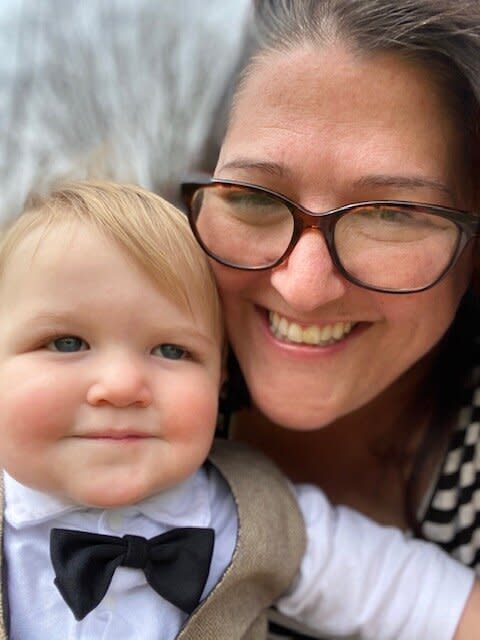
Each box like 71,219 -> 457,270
224,0 -> 480,530
239,0 -> 480,190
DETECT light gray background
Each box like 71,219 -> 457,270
0,0 -> 250,220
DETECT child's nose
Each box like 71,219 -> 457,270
86,357 -> 152,408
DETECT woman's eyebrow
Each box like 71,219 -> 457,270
355,174 -> 454,198
217,158 -> 289,177
218,162 -> 455,200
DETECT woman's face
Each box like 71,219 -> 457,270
214,44 -> 475,430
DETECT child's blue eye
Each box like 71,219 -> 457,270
153,344 -> 189,360
47,336 -> 88,352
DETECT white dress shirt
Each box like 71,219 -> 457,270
4,470 -> 475,640
276,484 -> 475,640
4,466 -> 237,640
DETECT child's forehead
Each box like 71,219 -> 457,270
0,220 -> 110,295
3,217 -> 99,270
2,215 -> 222,341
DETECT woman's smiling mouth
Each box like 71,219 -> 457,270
268,310 -> 355,346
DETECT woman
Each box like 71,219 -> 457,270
183,1 -> 480,637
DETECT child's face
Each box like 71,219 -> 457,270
0,220 -> 222,507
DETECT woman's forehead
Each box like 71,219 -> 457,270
230,44 -> 452,125
219,44 -> 468,206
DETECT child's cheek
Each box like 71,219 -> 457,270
0,365 -> 74,446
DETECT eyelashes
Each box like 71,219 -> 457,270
151,344 -> 191,360
45,337 -> 192,360
46,336 -> 88,353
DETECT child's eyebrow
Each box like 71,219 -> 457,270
26,312 -> 218,346
158,326 -> 219,348
27,311 -> 82,325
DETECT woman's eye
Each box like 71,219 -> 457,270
226,191 -> 277,208
47,336 -> 88,353
378,208 -> 411,223
153,344 -> 190,360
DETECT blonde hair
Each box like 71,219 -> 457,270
0,180 -> 223,341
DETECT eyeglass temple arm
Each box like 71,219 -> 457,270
180,173 -> 214,206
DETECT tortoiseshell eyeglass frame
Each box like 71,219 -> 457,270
181,176 -> 480,294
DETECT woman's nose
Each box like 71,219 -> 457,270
86,356 -> 153,408
270,229 -> 347,312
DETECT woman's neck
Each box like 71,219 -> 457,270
231,350 -> 443,528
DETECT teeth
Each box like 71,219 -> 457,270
287,322 -> 303,343
321,325 -> 332,342
332,322 -> 345,340
269,311 -> 353,346
303,325 -> 321,344
278,316 -> 289,335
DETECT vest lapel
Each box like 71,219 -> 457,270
177,439 -> 306,640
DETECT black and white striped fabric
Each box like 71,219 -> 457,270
420,366 -> 480,574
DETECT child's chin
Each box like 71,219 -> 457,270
71,483 -> 153,509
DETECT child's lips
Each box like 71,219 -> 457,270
78,429 -> 151,440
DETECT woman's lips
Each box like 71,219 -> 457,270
265,309 -> 360,348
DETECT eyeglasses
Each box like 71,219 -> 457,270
181,177 -> 480,294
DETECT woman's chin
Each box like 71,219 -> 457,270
252,390 -> 340,432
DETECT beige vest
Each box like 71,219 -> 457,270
0,440 -> 305,639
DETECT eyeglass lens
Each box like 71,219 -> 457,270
189,185 -> 460,291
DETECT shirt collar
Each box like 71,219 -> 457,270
4,468 -> 212,529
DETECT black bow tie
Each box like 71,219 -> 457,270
50,527 -> 215,621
